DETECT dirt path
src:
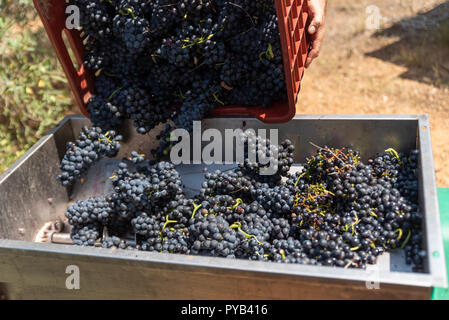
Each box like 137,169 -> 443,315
297,0 -> 449,186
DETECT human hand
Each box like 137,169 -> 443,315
305,0 -> 327,68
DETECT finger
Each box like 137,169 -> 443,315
308,20 -> 321,35
305,38 -> 321,68
305,48 -> 319,68
305,27 -> 325,68
307,4 -> 324,34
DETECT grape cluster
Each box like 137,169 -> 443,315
112,1 -> 151,55
83,38 -> 108,71
66,144 -> 426,272
57,126 -> 122,186
151,124 -> 178,159
238,131 -> 295,184
131,212 -> 160,237
71,0 -> 113,39
71,224 -> 101,246
140,228 -> 190,254
66,153 -> 189,251
200,169 -> 254,199
189,212 -> 240,258
87,95 -> 123,131
69,0 -> 287,146
66,197 -> 113,225
197,134 -> 294,202
107,159 -> 183,220
285,146 -> 425,269
102,236 -> 136,250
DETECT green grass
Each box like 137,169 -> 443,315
0,0 -> 72,173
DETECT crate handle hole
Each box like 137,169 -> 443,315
61,31 -> 80,72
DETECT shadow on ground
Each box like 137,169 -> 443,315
366,1 -> 449,86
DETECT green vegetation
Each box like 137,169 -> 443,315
0,0 -> 72,172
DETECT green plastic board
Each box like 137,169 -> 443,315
432,188 -> 449,300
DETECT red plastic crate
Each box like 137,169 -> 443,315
33,0 -> 309,123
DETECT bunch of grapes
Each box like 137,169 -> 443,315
71,224 -> 101,246
57,126 -> 122,186
66,197 -> 114,225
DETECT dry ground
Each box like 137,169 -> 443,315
297,0 -> 449,186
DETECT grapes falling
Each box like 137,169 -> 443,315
69,0 -> 286,139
